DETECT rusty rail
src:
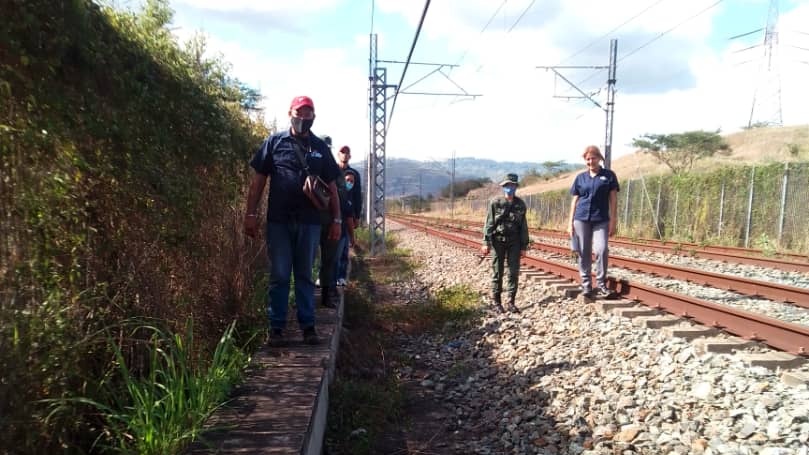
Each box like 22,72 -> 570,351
392,216 -> 809,356
409,217 -> 809,308
401,214 -> 809,273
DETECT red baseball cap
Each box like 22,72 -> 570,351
290,95 -> 314,111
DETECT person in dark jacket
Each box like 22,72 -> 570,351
244,96 -> 341,346
481,173 -> 529,313
335,145 -> 361,286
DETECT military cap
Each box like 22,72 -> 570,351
499,173 -> 519,186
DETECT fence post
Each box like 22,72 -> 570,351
655,180 -> 662,239
744,166 -> 755,248
623,179 -> 632,233
637,181 -> 645,232
673,190 -> 679,236
718,178 -> 725,238
779,162 -> 789,243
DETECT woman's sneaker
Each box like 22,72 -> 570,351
336,278 -> 347,287
597,285 -> 616,299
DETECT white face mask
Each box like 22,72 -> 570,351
503,186 -> 516,196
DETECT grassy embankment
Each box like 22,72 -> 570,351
326,229 -> 482,454
1,1 -> 269,453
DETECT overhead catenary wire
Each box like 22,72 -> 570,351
387,0 -> 431,135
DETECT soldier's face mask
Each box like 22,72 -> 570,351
503,185 -> 516,196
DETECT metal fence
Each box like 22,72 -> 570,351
425,162 -> 809,254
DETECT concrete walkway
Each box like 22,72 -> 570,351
187,289 -> 343,454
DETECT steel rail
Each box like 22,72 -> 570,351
392,216 -> 809,356
400,215 -> 809,274
402,217 -> 809,308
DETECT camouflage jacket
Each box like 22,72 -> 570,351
482,196 -> 529,249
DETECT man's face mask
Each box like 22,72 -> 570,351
503,186 -> 516,196
345,181 -> 354,191
291,116 -> 314,134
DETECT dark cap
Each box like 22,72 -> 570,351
499,173 -> 519,186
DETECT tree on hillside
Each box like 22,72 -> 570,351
440,177 -> 491,198
541,160 -> 568,177
631,130 -> 731,174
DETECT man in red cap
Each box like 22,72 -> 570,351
244,95 -> 341,346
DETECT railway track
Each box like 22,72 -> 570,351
392,215 -> 809,357
400,214 -> 809,273
395,215 -> 809,308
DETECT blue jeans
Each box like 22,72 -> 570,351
335,233 -> 349,281
266,222 -> 321,330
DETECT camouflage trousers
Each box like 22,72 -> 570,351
491,237 -> 521,298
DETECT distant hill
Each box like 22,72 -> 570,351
352,157 -> 577,199
516,124 -> 809,196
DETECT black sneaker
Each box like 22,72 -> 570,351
302,327 -> 321,345
580,288 -> 595,299
268,328 -> 285,347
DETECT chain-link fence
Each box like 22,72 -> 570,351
424,162 -> 809,254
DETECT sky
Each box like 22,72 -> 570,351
151,0 -> 808,164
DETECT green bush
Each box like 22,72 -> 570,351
1,0 -> 268,452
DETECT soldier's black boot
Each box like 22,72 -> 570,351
507,294 -> 519,313
492,293 -> 505,313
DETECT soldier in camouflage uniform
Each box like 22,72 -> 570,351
481,173 -> 529,313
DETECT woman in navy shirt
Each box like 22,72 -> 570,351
567,145 -> 620,299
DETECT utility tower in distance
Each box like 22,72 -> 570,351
747,0 -> 783,128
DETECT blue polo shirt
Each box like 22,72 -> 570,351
250,130 -> 339,224
570,168 -> 620,222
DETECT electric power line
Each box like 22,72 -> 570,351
560,0 -> 669,64
620,0 -> 724,62
572,0 -> 724,89
453,0 -> 509,67
507,0 -> 537,33
387,0 -> 431,135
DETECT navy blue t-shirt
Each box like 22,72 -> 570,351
570,167 -> 620,222
250,130 -> 340,224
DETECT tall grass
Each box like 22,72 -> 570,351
45,321 -> 250,455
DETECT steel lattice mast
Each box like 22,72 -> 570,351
367,34 -> 392,256
748,0 -> 783,128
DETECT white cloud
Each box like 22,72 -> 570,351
170,0 -> 809,166
172,0 -> 338,13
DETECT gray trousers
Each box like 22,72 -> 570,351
573,220 -> 609,291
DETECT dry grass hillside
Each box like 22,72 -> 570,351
518,124 -> 809,196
